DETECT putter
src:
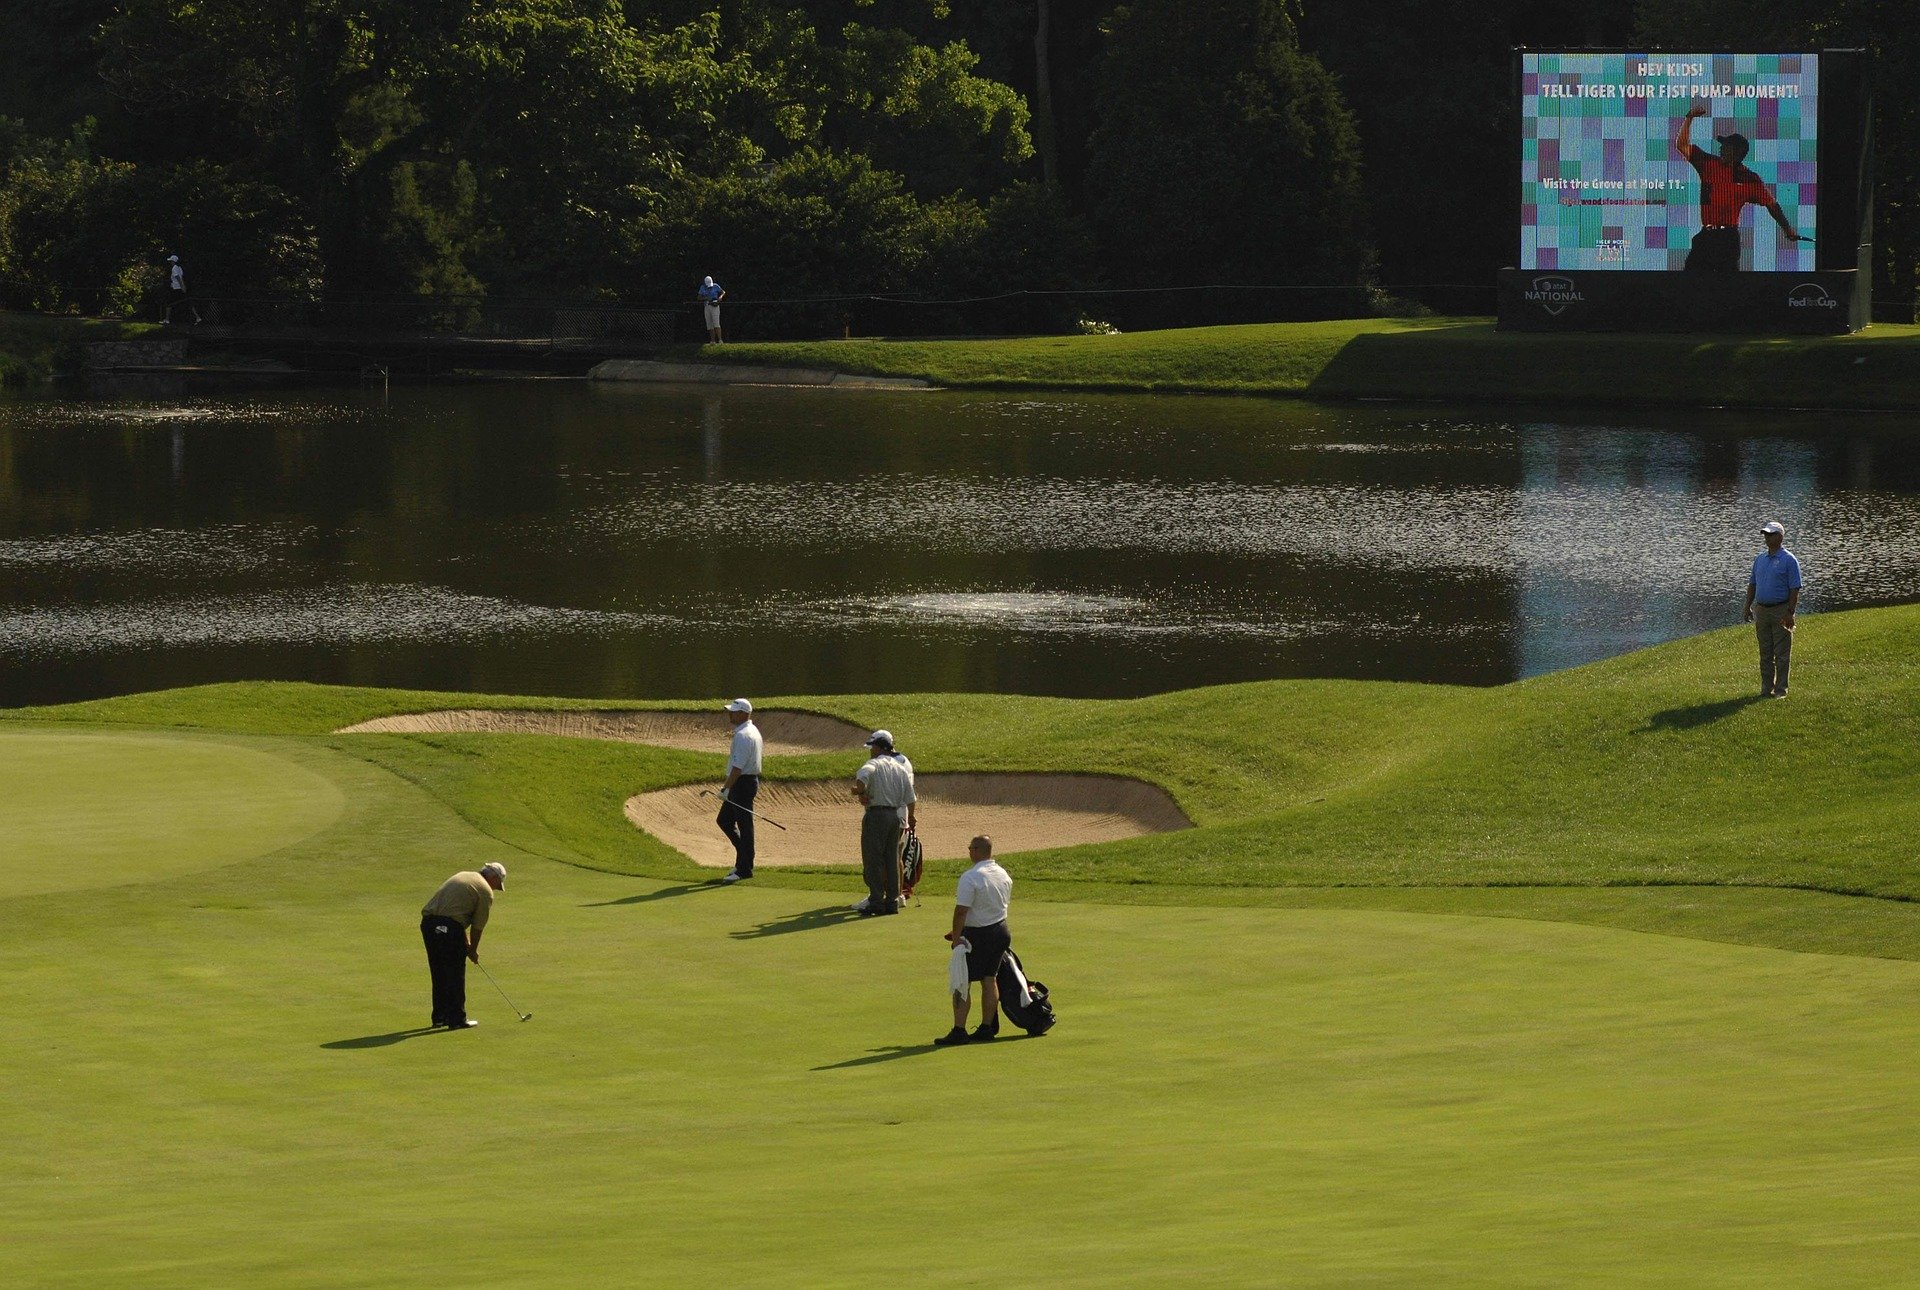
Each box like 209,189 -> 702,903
476,961 -> 532,1022
699,788 -> 789,831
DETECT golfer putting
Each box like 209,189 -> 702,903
419,861 -> 506,1030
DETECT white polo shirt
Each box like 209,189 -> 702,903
728,720 -> 763,776
856,751 -> 915,811
955,859 -> 1011,927
170,264 -> 185,291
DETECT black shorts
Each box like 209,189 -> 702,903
964,920 -> 1010,981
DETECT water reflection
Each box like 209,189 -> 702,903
0,381 -> 1915,706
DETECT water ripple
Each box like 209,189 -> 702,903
0,585 -> 659,656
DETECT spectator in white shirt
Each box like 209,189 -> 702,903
852,729 -> 915,915
717,698 -> 764,882
937,835 -> 1013,1045
164,254 -> 202,326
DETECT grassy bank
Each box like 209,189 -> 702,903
698,316 -> 1920,409
6,607 -> 1920,1282
12,601 -> 1920,956
0,310 -> 157,384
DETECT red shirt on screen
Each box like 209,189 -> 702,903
1684,145 -> 1774,226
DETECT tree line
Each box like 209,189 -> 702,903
0,0 -> 1911,329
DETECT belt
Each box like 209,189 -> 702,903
1756,600 -> 1788,607
865,803 -> 905,812
1701,224 -> 1738,231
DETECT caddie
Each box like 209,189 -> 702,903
852,729 -> 914,916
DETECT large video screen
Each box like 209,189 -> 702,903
1521,53 -> 1818,272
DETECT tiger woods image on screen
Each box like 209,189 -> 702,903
1674,103 -> 1810,272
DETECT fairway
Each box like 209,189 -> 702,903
0,731 -> 345,896
6,607 -> 1920,1283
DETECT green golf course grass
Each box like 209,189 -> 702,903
0,731 -> 344,896
695,316 -> 1920,410
5,604 -> 1920,1282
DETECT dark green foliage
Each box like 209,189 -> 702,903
828,29 -> 1034,199
0,122 -> 320,314
1085,0 -> 1373,287
628,148 -> 924,300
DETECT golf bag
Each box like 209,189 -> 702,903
899,827 -> 925,903
996,948 -> 1056,1035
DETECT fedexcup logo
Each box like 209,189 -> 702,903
1787,282 -> 1838,310
1525,274 -> 1584,317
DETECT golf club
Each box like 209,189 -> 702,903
699,788 -> 790,831
476,960 -> 532,1022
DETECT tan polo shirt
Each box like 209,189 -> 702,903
422,871 -> 493,931
856,752 -> 916,810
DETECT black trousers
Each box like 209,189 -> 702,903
861,806 -> 904,908
421,914 -> 467,1025
1685,226 -> 1742,273
717,775 -> 758,875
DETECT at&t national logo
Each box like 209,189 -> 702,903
1525,274 -> 1585,317
1787,282 -> 1838,309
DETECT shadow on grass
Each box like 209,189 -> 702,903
731,905 -> 862,940
812,1033 -> 1043,1071
322,1026 -> 446,1050
1641,694 -> 1764,732
584,879 -> 729,908
1302,319 -> 1497,400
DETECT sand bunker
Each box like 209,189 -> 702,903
335,708 -> 866,756
625,773 -> 1191,868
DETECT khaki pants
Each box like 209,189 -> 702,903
861,807 -> 904,908
1753,601 -> 1794,694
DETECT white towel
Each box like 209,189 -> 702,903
948,940 -> 971,996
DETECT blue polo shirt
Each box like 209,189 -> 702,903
698,281 -> 723,303
1750,547 -> 1802,605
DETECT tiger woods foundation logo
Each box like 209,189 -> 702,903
1526,275 -> 1585,317
1788,282 -> 1839,310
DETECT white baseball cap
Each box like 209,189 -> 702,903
167,255 -> 179,263
864,729 -> 893,747
480,861 -> 507,887
1761,520 -> 1785,536
725,698 -> 752,713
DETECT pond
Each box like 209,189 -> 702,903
1,378 -> 1916,707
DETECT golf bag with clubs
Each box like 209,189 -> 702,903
995,948 -> 1056,1035
899,826 -> 925,904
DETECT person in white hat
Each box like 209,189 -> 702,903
717,699 -> 763,882
1743,520 -> 1802,697
419,861 -> 506,1029
851,729 -> 915,915
163,254 -> 201,326
698,275 -> 726,343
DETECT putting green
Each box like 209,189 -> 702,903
0,730 -> 345,897
7,825 -> 1920,1283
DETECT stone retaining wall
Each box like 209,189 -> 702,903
84,339 -> 190,370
